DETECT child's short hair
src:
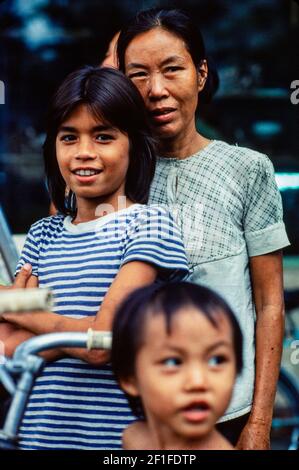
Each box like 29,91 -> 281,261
111,281 -> 243,418
43,66 -> 156,216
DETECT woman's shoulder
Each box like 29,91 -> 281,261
212,140 -> 271,167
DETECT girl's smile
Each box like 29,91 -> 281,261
71,167 -> 103,184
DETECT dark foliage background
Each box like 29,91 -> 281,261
0,0 -> 298,251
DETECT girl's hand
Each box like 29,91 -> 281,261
0,264 -> 39,350
0,264 -> 38,290
13,264 -> 38,288
1,310 -> 51,332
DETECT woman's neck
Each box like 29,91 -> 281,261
157,130 -> 211,160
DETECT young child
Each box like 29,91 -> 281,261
0,66 -> 189,449
111,281 -> 243,450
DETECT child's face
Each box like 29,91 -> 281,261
122,307 -> 237,443
56,104 -> 130,210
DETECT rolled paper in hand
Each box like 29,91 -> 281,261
0,288 -> 54,315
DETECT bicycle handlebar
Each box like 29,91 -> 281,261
0,330 -> 112,448
13,329 -> 112,361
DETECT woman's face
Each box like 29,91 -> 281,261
124,27 -> 207,143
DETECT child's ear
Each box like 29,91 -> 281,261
197,59 -> 208,92
120,376 -> 140,397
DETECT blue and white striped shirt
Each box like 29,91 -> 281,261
16,204 -> 189,449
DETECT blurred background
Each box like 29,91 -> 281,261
0,0 -> 299,449
0,0 -> 298,247
0,0 -> 298,237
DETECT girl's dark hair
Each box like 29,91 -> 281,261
111,281 -> 243,419
43,66 -> 156,216
117,8 -> 219,104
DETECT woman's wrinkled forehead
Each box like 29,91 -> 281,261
126,26 -> 193,61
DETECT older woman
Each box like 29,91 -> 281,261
117,8 -> 289,449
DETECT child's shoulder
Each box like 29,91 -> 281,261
129,203 -> 171,216
129,203 -> 175,224
29,213 -> 65,235
214,433 -> 234,450
122,421 -> 153,450
201,430 -> 234,450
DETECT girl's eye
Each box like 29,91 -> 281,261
61,134 -> 76,142
162,357 -> 182,368
208,355 -> 228,367
96,134 -> 114,142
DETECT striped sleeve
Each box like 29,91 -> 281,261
121,205 -> 189,281
15,221 -> 41,277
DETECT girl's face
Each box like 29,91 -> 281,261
56,104 -> 130,213
124,27 -> 207,143
122,308 -> 236,445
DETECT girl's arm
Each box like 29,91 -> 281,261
2,261 -> 158,364
0,263 -> 38,289
0,266 -> 61,360
0,265 -> 38,354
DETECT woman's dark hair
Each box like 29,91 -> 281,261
111,281 -> 243,419
117,8 -> 219,104
43,66 -> 156,216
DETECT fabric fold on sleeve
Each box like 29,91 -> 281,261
121,205 -> 189,281
245,221 -> 290,257
15,223 -> 41,277
243,154 -> 290,256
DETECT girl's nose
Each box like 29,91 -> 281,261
75,139 -> 97,160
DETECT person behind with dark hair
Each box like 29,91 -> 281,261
101,31 -> 120,68
111,281 -> 243,450
117,8 -> 289,449
0,66 -> 189,449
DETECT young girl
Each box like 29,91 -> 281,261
111,281 -> 243,450
0,66 -> 189,449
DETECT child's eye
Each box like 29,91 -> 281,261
60,134 -> 76,142
96,134 -> 114,142
208,355 -> 228,367
162,357 -> 182,368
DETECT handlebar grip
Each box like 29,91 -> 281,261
0,288 -> 54,315
87,329 -> 112,350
